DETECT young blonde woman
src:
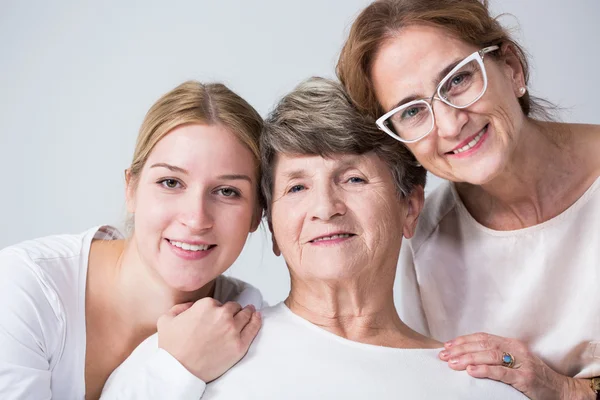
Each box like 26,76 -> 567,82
0,81 -> 265,399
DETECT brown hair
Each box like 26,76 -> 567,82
129,80 -> 264,208
337,0 -> 549,120
261,77 -> 426,220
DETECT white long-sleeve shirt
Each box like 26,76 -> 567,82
395,177 -> 600,378
203,303 -> 527,399
0,226 -> 264,399
103,303 -> 526,400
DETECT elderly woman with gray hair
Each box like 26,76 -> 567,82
197,77 -> 526,399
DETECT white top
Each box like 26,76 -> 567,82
101,276 -> 266,399
200,303 -> 526,399
395,178 -> 600,379
0,226 -> 264,400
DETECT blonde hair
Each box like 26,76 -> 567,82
337,0 -> 552,120
128,80 -> 264,207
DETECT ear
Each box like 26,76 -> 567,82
249,207 -> 262,233
124,169 -> 136,214
499,43 -> 526,96
402,185 -> 424,239
267,220 -> 281,256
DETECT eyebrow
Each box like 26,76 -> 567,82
150,163 -> 188,174
280,169 -> 308,181
216,174 -> 253,183
278,158 -> 362,181
150,164 -> 252,183
387,57 -> 463,112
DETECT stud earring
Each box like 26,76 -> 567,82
519,87 -> 527,96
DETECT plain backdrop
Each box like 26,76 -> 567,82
1,0 -> 599,304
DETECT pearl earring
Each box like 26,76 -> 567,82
519,87 -> 527,96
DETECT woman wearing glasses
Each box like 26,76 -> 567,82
338,0 -> 600,399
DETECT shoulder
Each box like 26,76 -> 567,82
405,350 -> 527,399
409,181 -> 458,254
214,275 -> 266,309
0,226 -> 123,332
0,225 -> 121,266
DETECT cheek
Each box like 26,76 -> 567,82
134,190 -> 176,235
271,201 -> 304,249
219,204 -> 255,239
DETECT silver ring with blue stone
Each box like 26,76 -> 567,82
501,352 -> 515,368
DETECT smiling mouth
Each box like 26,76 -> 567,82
166,239 -> 216,252
447,124 -> 488,155
309,233 -> 356,243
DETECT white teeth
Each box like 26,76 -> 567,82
313,234 -> 352,242
452,127 -> 486,154
169,240 -> 211,251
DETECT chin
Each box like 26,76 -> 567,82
159,266 -> 216,293
456,157 -> 506,185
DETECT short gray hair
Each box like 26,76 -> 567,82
261,76 -> 426,220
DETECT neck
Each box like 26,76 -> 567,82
94,238 -> 214,337
456,120 -> 582,229
285,266 -> 431,348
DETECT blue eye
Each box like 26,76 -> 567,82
288,184 -> 305,193
348,177 -> 365,184
159,179 -> 181,189
399,104 -> 428,121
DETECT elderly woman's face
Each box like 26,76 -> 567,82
371,24 -> 527,185
270,152 -> 419,281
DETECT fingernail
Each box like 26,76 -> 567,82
468,365 -> 478,372
440,351 -> 449,358
449,358 -> 459,365
247,304 -> 256,312
445,341 -> 453,348
255,311 -> 262,319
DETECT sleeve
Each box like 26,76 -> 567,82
100,335 -> 206,400
394,240 -> 430,337
0,250 -> 60,400
100,275 -> 264,400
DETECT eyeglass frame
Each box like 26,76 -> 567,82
375,45 -> 500,144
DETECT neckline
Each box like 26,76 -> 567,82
274,302 -> 443,353
448,175 -> 600,237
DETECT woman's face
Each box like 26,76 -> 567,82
371,25 -> 526,185
127,123 -> 260,292
269,152 -> 421,282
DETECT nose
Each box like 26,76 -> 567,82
309,183 -> 346,221
180,191 -> 214,232
432,100 -> 469,139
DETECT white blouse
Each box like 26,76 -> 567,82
395,177 -> 600,378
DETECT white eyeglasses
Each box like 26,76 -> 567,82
376,45 -> 499,143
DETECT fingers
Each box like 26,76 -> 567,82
467,364 -> 520,386
222,301 -> 243,315
157,301 -> 195,329
240,311 -> 262,347
444,349 -> 506,371
233,304 -> 256,330
444,332 -> 500,350
440,339 -> 498,361
169,302 -> 195,317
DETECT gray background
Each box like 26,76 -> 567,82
1,0 -> 599,304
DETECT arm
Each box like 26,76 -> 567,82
101,299 -> 261,400
101,340 -> 207,400
0,250 -> 59,400
440,332 -> 598,400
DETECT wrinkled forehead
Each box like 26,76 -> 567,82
274,152 -> 365,176
372,24 -> 479,111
